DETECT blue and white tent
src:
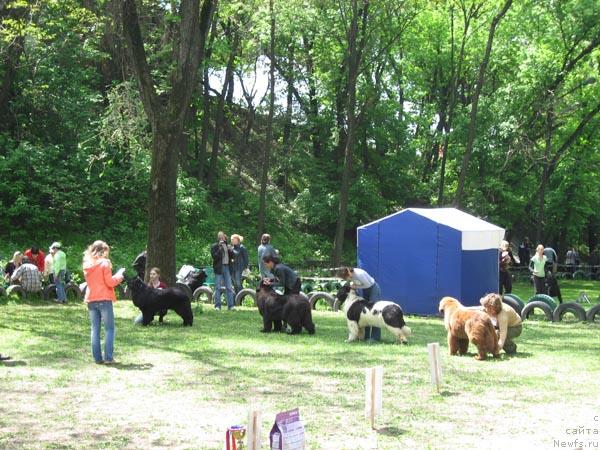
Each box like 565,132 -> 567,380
357,208 -> 505,315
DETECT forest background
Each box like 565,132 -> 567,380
1,0 -> 599,282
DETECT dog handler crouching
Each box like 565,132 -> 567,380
480,293 -> 522,354
83,240 -> 125,364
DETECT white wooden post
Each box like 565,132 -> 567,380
247,407 -> 261,450
364,366 -> 383,430
427,342 -> 442,393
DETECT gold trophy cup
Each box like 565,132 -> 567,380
226,424 -> 247,450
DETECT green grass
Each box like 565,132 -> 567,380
1,295 -> 600,449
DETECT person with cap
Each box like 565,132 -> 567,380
50,242 -> 67,303
24,246 -> 45,273
11,256 -> 43,293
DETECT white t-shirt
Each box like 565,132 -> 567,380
352,268 -> 375,289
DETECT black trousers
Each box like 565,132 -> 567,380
499,271 -> 512,294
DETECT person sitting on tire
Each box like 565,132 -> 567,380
529,244 -> 547,295
480,293 -> 522,355
262,253 -> 301,295
10,256 -> 43,293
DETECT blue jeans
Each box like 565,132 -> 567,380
214,266 -> 235,309
88,301 -> 115,362
55,270 -> 66,302
359,281 -> 381,341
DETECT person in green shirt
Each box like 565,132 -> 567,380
50,242 -> 67,303
528,244 -> 547,295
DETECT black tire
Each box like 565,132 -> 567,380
66,282 -> 82,301
309,292 -> 335,311
586,304 -> 600,323
235,288 -> 256,306
6,284 -> 26,299
572,270 -> 586,280
527,294 -> 558,311
174,282 -> 193,300
333,298 -> 342,312
502,293 -> 525,309
192,286 -> 213,304
521,301 -> 554,321
501,297 -> 523,315
553,302 -> 587,322
43,284 -> 57,301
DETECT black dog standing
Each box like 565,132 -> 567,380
256,280 -> 315,334
127,277 -> 194,326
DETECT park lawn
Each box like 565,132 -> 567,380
1,296 -> 599,450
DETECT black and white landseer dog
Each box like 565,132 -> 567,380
256,279 -> 315,334
127,276 -> 193,326
336,284 -> 411,343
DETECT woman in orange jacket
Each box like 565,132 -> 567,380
83,240 -> 125,364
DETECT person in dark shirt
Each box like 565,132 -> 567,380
262,254 -> 301,295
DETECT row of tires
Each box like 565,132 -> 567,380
0,283 -> 83,301
183,285 -> 339,311
502,293 -> 600,323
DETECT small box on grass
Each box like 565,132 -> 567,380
269,408 -> 305,450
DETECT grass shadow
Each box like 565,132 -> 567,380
501,352 -> 533,359
376,426 -> 407,437
1,360 -> 28,366
105,362 -> 154,370
439,390 -> 458,397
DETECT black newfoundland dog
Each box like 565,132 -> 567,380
127,276 -> 193,326
256,280 -> 315,334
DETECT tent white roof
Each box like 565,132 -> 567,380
358,207 -> 505,251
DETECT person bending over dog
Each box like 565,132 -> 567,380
480,293 -> 522,355
262,254 -> 301,294
337,266 -> 382,341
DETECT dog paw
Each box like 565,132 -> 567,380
401,340 -> 408,345
260,329 -> 271,333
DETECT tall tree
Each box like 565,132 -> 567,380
257,0 -> 276,242
332,0 -> 369,266
454,0 -> 513,207
122,0 -> 214,284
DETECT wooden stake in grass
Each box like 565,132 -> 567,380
247,407 -> 261,450
427,342 -> 443,393
365,366 -> 383,430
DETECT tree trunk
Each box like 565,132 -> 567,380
332,0 -> 369,267
257,0 -> 276,243
122,0 -> 214,284
207,27 -> 239,187
454,0 -> 512,207
197,8 -> 219,181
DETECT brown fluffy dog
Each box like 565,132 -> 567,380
438,296 -> 499,360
